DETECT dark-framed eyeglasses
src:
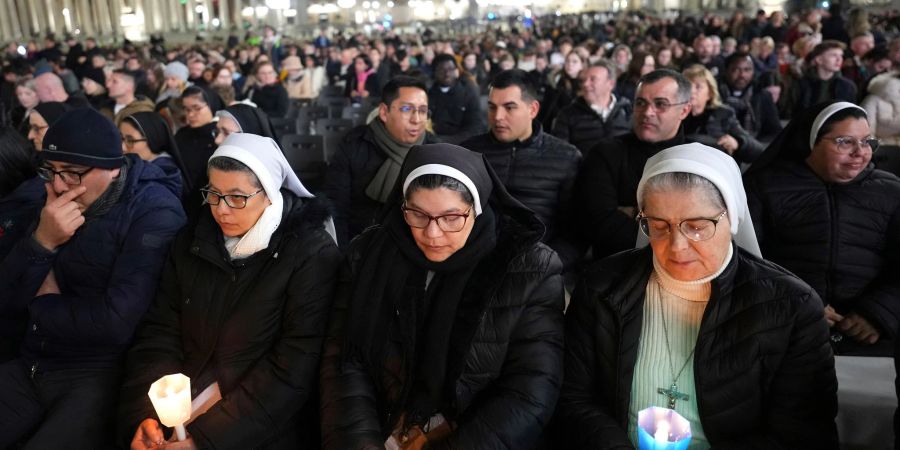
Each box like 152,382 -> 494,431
392,105 -> 431,119
36,166 -> 94,185
402,205 -> 472,232
123,136 -> 148,148
633,98 -> 689,113
200,188 -> 264,209
821,135 -> 880,154
637,210 -> 727,242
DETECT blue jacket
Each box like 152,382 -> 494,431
0,154 -> 186,371
0,176 -> 44,260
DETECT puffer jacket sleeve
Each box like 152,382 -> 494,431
431,247 -> 565,450
187,231 -> 342,449
26,190 -> 185,350
557,273 -> 633,450
324,137 -> 355,246
851,202 -> 900,338
320,232 -> 385,450
713,278 -> 838,449
724,108 -> 766,164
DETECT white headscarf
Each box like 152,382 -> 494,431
809,101 -> 867,150
635,143 -> 762,258
211,133 -> 332,259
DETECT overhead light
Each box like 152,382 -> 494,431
265,0 -> 291,9
255,6 -> 270,17
241,6 -> 255,17
211,18 -> 221,26
337,0 -> 356,7
284,8 -> 298,17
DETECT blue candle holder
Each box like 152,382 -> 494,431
637,407 -> 692,450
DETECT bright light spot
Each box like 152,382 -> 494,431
524,8 -> 532,18
387,0 -> 394,6
265,0 -> 291,9
372,1 -> 380,7
337,0 -> 356,8
362,1 -> 370,7
211,18 -> 221,26
255,6 -> 270,17
62,8 -> 70,16
284,8 -> 298,17
17,45 -> 26,56
241,6 -> 255,16
195,5 -> 205,13
355,10 -> 364,23
555,10 -> 561,16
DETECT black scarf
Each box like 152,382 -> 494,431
344,143 -> 539,427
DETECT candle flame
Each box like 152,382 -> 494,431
654,419 -> 670,443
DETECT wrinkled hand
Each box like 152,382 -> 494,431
824,305 -> 844,327
36,270 -> 60,296
131,419 -> 165,450
717,134 -> 739,154
33,184 -> 86,251
617,206 -> 637,218
837,312 -> 880,344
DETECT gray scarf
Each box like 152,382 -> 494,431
364,119 -> 425,203
84,163 -> 128,221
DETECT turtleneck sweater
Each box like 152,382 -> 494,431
627,245 -> 733,449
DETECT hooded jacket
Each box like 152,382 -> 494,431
0,155 -> 186,372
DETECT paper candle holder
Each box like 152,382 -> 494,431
148,373 -> 191,441
637,406 -> 692,450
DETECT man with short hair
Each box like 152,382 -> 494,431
552,60 -> 632,153
325,76 -> 439,245
34,72 -> 89,108
427,53 -> 487,144
461,69 -> 583,267
785,40 -> 857,119
719,52 -> 783,143
843,32 -> 877,98
682,35 -> 724,76
187,58 -> 207,86
106,69 -> 154,125
0,108 -> 186,447
575,69 -> 692,259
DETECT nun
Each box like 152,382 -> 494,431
118,133 -> 341,449
320,143 -> 564,449
120,111 -> 192,197
213,103 -> 279,146
559,143 -> 838,449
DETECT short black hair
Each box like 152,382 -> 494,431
724,51 -> 754,71
381,76 -> 428,107
432,53 -> 458,71
489,69 -> 539,103
638,69 -> 692,103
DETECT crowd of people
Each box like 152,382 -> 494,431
0,5 -> 898,449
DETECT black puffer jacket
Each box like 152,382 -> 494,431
117,194 -> 341,449
323,125 -> 439,246
428,77 -> 487,144
460,122 -> 583,266
551,96 -> 632,154
718,83 -> 782,143
558,245 -> 839,449
745,160 -> 900,345
320,222 -> 565,450
683,105 -> 766,164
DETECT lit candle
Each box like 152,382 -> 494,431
654,419 -> 670,444
148,374 -> 192,441
637,407 -> 692,450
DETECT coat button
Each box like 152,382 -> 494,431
32,324 -> 37,332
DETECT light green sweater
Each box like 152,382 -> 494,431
627,245 -> 733,450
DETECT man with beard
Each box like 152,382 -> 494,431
427,54 -> 486,144
718,52 -> 782,143
575,69 -> 691,260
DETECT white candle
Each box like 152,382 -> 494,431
654,419 -> 670,444
148,374 -> 192,441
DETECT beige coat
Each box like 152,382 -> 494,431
284,67 -> 326,100
862,71 -> 900,146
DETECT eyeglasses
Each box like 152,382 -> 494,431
821,135 -> 880,154
123,136 -> 147,148
637,210 -> 727,242
633,98 -> 689,113
402,205 -> 472,232
200,188 -> 264,209
37,166 -> 94,185
392,105 -> 431,119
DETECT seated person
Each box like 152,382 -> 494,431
119,111 -> 191,198
745,101 -> 900,356
0,109 -> 186,448
119,133 -> 341,449
320,143 -> 564,449
683,64 -> 765,165
559,143 -> 838,449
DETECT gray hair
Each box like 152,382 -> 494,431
588,59 -> 618,82
642,172 -> 726,211
208,156 -> 262,190
404,174 -> 475,206
638,69 -> 692,103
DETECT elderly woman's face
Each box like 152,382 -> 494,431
404,187 -> 475,262
643,188 -> 731,281
206,168 -> 270,238
808,117 -> 873,183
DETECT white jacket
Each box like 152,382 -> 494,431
861,71 -> 900,146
